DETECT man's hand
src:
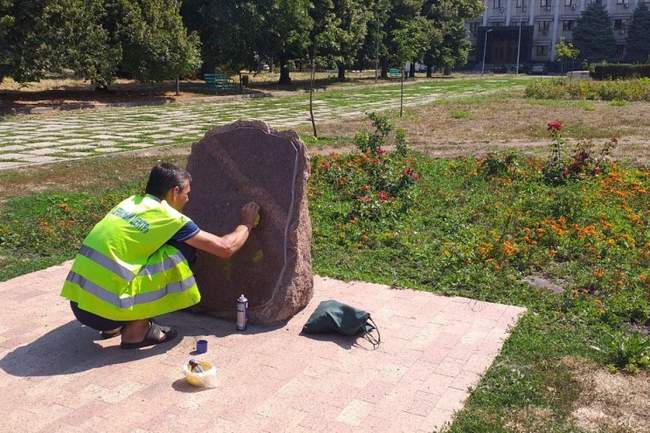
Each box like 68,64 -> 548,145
240,202 -> 260,229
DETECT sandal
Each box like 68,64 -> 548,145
120,321 -> 178,350
99,327 -> 122,339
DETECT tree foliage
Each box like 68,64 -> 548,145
625,3 -> 650,63
1,0 -> 200,87
573,1 -> 616,64
422,0 -> 483,74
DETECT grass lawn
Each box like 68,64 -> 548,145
1,143 -> 649,432
300,89 -> 650,166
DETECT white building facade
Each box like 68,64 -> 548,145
466,0 -> 648,66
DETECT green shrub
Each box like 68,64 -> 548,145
525,78 -> 650,101
541,120 -> 616,185
603,332 -> 650,373
591,63 -> 650,80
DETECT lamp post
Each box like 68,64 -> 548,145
481,28 -> 493,76
516,20 -> 522,75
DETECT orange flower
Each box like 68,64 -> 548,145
503,240 -> 519,256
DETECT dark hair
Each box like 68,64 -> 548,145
145,163 -> 192,199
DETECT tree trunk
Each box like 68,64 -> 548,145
380,58 -> 388,79
409,62 -> 415,79
175,77 -> 180,96
309,58 -> 317,138
426,64 -> 433,78
337,64 -> 346,81
443,66 -> 451,76
400,64 -> 404,117
279,62 -> 291,85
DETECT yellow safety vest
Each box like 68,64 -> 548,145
60,194 -> 201,321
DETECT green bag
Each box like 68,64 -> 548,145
302,300 -> 381,347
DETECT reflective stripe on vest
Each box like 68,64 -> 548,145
137,251 -> 186,277
79,245 -> 135,281
66,271 -> 197,309
79,245 -> 187,280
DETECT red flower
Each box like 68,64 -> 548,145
361,184 -> 369,191
377,191 -> 390,202
321,160 -> 332,171
359,195 -> 370,203
403,167 -> 420,181
547,120 -> 562,132
377,148 -> 386,156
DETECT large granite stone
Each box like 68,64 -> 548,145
184,120 -> 313,324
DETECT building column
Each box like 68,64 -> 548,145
506,0 -> 513,25
550,0 -> 562,60
483,7 -> 488,26
529,0 -> 535,24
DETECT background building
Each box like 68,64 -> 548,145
466,0 -> 647,68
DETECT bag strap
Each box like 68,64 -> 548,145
362,316 -> 381,349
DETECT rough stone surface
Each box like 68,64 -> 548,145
184,120 -> 313,324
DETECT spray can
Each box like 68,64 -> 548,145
236,294 -> 248,331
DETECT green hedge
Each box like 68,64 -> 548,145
591,64 -> 650,80
525,78 -> 650,101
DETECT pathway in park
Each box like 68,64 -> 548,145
0,77 -> 528,170
0,262 -> 525,433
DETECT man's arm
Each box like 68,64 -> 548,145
185,226 -> 251,258
185,202 -> 259,259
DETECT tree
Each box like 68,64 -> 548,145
259,0 -> 313,84
379,0 -> 425,78
114,0 -> 201,83
355,0 -> 390,78
555,39 -> 579,73
181,1 -> 262,74
573,1 -> 616,64
625,2 -> 650,63
422,0 -> 483,77
392,15 -> 431,115
332,0 -> 372,81
0,0 -> 200,87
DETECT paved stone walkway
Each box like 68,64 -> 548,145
0,262 -> 525,433
0,78 -> 526,170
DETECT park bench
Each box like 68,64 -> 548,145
203,73 -> 237,93
388,68 -> 402,79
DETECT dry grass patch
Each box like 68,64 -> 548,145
0,146 -> 190,202
564,356 -> 650,433
303,92 -> 650,165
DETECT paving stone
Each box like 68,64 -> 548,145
58,138 -> 93,145
22,142 -> 56,149
0,162 -> 24,169
25,148 -> 61,155
18,155 -> 65,163
96,141 -> 118,147
60,152 -> 93,158
0,152 -> 33,161
94,147 -> 123,153
121,143 -> 153,148
0,144 -> 27,152
59,144 -> 96,151
0,263 -> 525,433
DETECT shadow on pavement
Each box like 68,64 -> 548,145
0,309 -> 286,378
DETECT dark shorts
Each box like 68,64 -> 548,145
69,241 -> 197,330
70,301 -> 125,331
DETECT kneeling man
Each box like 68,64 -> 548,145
60,162 -> 259,349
